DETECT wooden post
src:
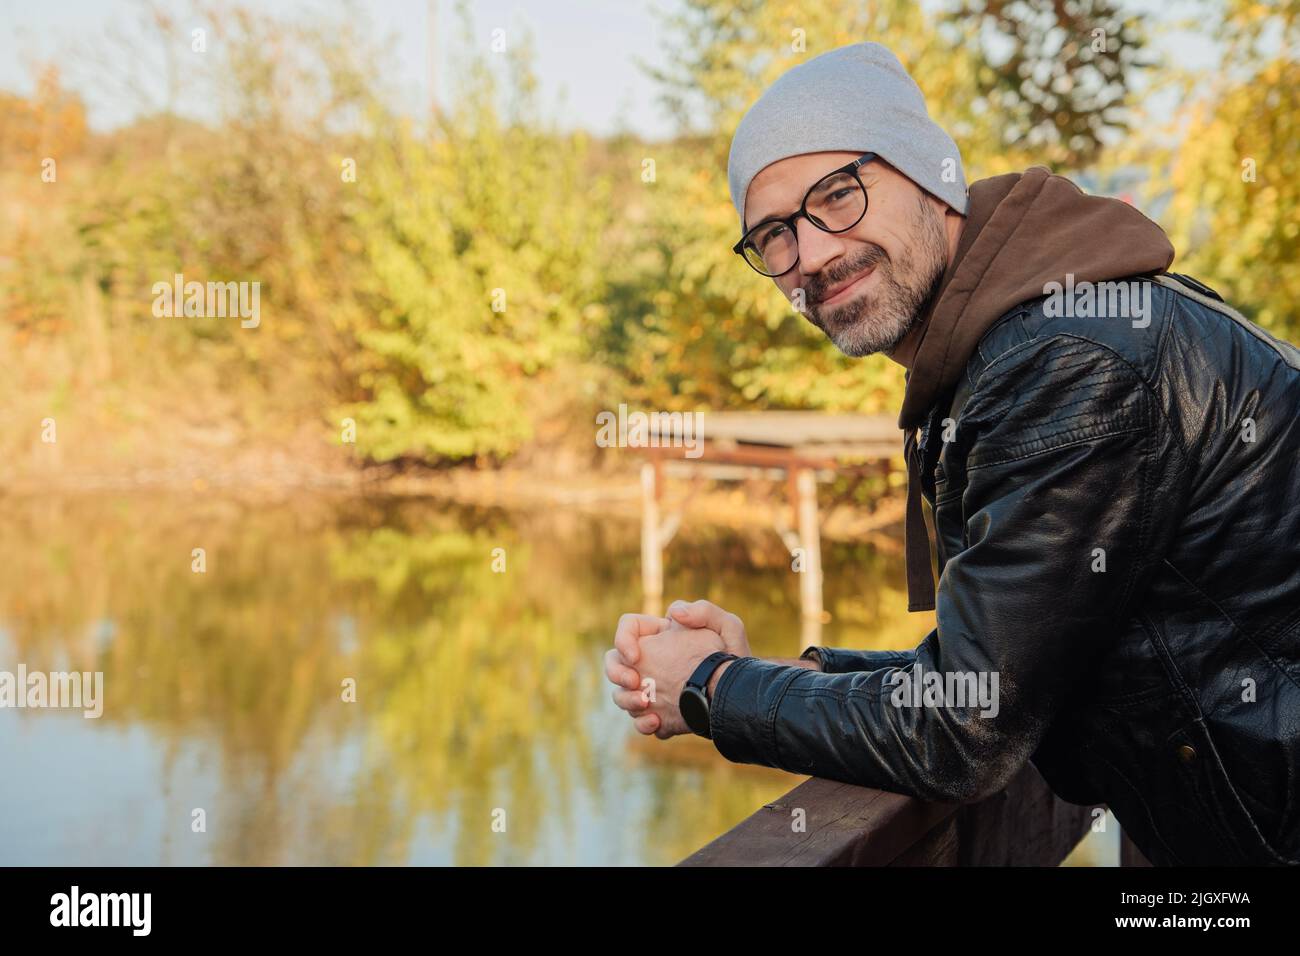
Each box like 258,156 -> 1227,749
795,468 -> 823,622
641,462 -> 663,607
801,614 -> 823,653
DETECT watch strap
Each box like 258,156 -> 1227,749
680,652 -> 738,740
686,651 -> 738,695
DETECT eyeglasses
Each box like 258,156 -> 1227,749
733,152 -> 877,277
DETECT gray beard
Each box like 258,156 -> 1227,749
808,198 -> 949,358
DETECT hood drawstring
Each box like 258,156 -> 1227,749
903,428 -> 936,612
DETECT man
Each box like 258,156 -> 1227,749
604,42 -> 1300,866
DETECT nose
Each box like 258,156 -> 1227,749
793,216 -> 846,277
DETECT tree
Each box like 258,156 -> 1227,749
944,0 -> 1155,169
1155,0 -> 1300,336
341,29 -> 609,461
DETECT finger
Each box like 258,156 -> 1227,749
667,599 -> 745,653
611,688 -> 654,713
666,599 -> 727,631
634,713 -> 661,735
655,626 -> 726,646
604,648 -> 641,691
614,612 -> 669,665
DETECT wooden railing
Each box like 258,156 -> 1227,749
678,763 -> 1151,866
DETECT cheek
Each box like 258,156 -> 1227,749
854,190 -> 910,258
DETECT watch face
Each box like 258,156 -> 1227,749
679,687 -> 711,738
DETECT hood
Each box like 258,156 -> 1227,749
900,166 -> 1175,429
900,166 -> 1175,611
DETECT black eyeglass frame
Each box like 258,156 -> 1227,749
732,151 -> 878,277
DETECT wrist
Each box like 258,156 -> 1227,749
706,659 -> 734,700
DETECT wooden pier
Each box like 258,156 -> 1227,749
638,411 -> 900,636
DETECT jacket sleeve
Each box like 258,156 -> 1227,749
801,644 -> 921,674
709,337 -> 1179,802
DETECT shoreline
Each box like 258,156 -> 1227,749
1,461 -> 907,550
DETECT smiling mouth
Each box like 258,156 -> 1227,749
817,265 -> 876,306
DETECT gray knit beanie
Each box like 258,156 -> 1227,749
728,42 -> 969,232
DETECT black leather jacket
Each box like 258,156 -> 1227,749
709,275 -> 1300,866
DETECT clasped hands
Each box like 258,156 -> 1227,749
604,600 -> 751,739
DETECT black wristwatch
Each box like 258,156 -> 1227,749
679,652 -> 738,739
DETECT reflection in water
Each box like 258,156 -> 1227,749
0,493 -> 1108,865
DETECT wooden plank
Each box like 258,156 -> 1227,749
647,443 -> 840,469
638,412 -> 899,454
643,443 -> 898,468
696,412 -> 899,447
678,763 -> 1091,868
891,815 -> 960,865
678,777 -> 956,867
954,764 -> 1093,866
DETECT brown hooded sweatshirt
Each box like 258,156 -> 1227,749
900,166 -> 1176,611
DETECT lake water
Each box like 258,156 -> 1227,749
0,493 -> 1114,865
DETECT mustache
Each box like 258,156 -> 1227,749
806,245 -> 889,304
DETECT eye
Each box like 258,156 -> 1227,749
754,223 -> 788,251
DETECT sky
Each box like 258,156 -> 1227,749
0,0 -> 680,138
0,0 -> 1220,139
